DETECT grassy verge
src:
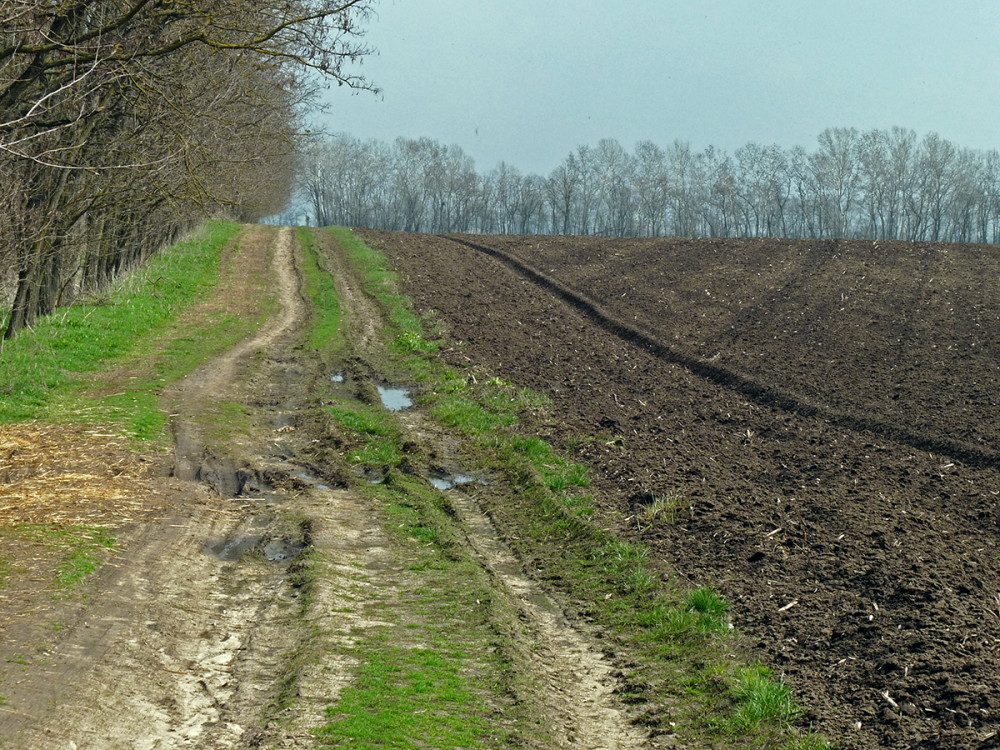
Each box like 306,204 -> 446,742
325,226 -> 829,750
0,221 -> 242,438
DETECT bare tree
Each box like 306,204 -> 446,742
1,0 -> 376,338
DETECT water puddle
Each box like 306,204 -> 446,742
293,469 -> 333,491
363,467 -> 386,485
429,469 -> 487,491
207,533 -> 305,564
207,536 -> 263,561
377,385 -> 412,411
263,539 -> 306,563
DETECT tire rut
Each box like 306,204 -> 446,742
2,225 -> 330,749
442,234 -> 1000,470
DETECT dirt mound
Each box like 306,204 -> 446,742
361,229 -> 1000,750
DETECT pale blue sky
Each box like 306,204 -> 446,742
320,0 -> 1000,173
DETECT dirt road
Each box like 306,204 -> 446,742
0,226 -> 653,749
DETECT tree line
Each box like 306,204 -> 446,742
1,0 -> 374,339
300,127 -> 1000,245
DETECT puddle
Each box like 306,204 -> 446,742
207,534 -> 305,564
361,466 -> 388,485
331,372 -> 344,383
293,470 -> 332,491
429,470 -> 485,491
377,385 -> 412,411
207,536 -> 263,561
263,539 -> 306,563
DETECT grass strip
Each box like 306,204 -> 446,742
308,475 -> 517,748
299,226 -> 344,354
329,226 -> 830,750
0,221 -> 241,433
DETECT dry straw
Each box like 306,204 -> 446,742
0,423 -> 167,527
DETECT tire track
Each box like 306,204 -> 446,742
443,234 -> 1000,470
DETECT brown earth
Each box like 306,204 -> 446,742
358,229 -> 1000,750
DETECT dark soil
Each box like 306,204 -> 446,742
358,229 -> 1000,750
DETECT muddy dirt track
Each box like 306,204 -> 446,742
0,226 -> 657,750
358,229 -> 1000,750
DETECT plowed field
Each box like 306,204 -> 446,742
358,230 -> 1000,750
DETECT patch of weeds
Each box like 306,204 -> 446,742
430,395 -> 515,436
315,646 -> 483,749
643,491 -> 685,524
1,525 -> 116,590
349,440 -> 402,467
561,493 -> 595,518
325,403 -> 402,467
509,435 -> 589,493
326,404 -> 396,437
478,376 -> 549,418
685,586 -> 730,633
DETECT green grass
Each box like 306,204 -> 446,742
727,666 -> 800,733
299,227 -> 344,353
0,221 -> 241,436
429,395 -> 516,435
325,403 -> 403,467
313,475 -> 514,748
316,646 -> 485,749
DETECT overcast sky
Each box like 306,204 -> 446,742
319,0 -> 1000,175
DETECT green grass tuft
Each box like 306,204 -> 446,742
730,665 -> 800,732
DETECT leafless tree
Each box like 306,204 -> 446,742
1,0 -> 375,338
